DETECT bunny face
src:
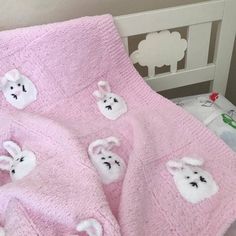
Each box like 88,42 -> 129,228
93,81 -> 127,120
88,137 -> 126,184
9,150 -> 36,181
0,69 -> 37,109
167,157 -> 219,204
90,149 -> 126,184
0,141 -> 36,181
97,92 -> 127,120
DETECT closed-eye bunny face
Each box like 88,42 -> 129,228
0,141 -> 36,181
93,81 -> 127,120
9,150 -> 36,181
88,137 -> 126,184
0,69 -> 37,109
98,92 -> 127,120
167,157 -> 219,204
91,149 -> 126,184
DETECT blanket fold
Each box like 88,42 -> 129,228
0,14 -> 236,236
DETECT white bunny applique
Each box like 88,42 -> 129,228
88,136 -> 126,184
93,81 -> 127,120
0,69 -> 38,109
0,141 -> 37,181
166,157 -> 219,204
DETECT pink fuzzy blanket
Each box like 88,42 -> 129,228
0,15 -> 236,236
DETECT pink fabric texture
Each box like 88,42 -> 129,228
0,15 -> 236,235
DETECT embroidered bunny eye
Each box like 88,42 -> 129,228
200,176 -> 207,182
115,160 -> 120,166
194,171 -> 198,174
17,83 -> 21,86
11,169 -> 15,174
103,100 -> 107,103
185,176 -> 190,179
20,157 -> 24,162
114,98 -> 118,102
10,86 -> 14,90
101,157 -> 105,160
108,156 -> 112,158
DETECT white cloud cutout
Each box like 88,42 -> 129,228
130,30 -> 187,76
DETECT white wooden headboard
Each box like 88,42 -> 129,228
114,0 -> 236,95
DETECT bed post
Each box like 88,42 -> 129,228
212,0 -> 236,95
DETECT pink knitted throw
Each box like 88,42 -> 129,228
0,15 -> 236,236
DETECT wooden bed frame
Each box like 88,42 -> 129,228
114,0 -> 236,95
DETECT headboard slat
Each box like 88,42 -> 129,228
186,22 -> 212,70
145,64 -> 215,92
122,37 -> 129,52
212,0 -> 236,94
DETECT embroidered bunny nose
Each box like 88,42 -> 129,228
15,90 -> 21,96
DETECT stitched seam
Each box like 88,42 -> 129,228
141,142 -> 193,236
0,29 -> 54,61
9,199 -> 42,236
10,118 -> 95,172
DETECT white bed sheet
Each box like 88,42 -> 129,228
172,93 -> 236,152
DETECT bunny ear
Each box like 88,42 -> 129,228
166,160 -> 183,175
88,139 -> 107,157
3,141 -> 21,158
98,81 -> 111,93
4,69 -> 21,82
105,136 -> 120,150
0,69 -> 21,90
181,157 -> 204,166
93,90 -> 104,100
0,76 -> 8,90
76,218 -> 103,236
0,155 -> 13,171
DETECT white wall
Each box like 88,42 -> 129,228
0,0 -> 205,30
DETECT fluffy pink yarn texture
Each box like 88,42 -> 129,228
0,14 -> 236,235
